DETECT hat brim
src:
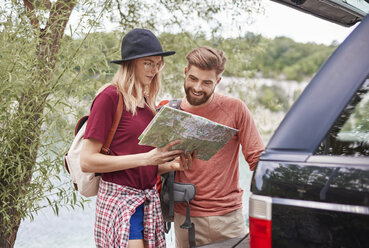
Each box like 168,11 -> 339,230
110,51 -> 175,64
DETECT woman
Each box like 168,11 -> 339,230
80,28 -> 192,248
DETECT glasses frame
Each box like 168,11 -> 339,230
142,61 -> 165,72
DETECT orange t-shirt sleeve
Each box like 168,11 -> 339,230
236,102 -> 265,170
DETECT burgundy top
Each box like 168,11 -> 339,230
84,85 -> 157,190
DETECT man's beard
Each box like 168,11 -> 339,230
184,83 -> 215,106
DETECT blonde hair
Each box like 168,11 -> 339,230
97,60 -> 161,116
186,46 -> 227,77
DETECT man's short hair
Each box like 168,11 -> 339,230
186,46 -> 227,77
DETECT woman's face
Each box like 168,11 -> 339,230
134,56 -> 164,87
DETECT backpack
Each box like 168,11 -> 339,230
64,92 -> 123,197
157,99 -> 197,247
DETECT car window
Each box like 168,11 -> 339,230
315,78 -> 369,156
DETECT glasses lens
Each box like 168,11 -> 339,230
143,61 -> 165,72
158,62 -> 165,71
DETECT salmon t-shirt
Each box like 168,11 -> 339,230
84,85 -> 157,190
174,93 -> 265,216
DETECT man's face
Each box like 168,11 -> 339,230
184,65 -> 219,106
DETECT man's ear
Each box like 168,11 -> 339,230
184,67 -> 187,75
217,76 -> 222,84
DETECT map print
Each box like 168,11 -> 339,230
138,105 -> 238,161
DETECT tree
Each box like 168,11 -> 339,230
0,0 -> 262,246
249,36 -> 337,81
1,1 -> 77,246
257,85 -> 290,112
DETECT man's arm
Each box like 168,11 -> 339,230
237,102 -> 265,171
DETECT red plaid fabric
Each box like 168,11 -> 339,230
94,179 -> 166,248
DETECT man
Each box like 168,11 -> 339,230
174,46 -> 265,247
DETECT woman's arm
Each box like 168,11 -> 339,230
80,138 -> 184,173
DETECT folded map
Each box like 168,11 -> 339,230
138,105 -> 238,161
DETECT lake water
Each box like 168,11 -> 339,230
15,154 -> 253,248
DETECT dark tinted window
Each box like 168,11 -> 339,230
315,79 -> 369,156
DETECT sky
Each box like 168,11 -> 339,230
244,0 -> 358,45
68,0 -> 362,46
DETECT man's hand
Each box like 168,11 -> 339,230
158,150 -> 197,174
170,150 -> 197,171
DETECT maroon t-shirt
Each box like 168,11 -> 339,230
84,85 -> 157,190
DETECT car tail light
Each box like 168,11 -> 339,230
249,194 -> 272,248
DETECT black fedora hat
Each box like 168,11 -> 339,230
110,28 -> 175,64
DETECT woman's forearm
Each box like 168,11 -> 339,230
80,138 -> 184,173
81,151 -> 150,173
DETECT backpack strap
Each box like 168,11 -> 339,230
157,99 -> 182,112
101,92 -> 123,155
75,116 -> 89,136
168,99 -> 182,109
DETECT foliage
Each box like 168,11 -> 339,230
249,36 -> 337,82
354,100 -> 369,131
342,88 -> 369,132
257,85 -> 289,112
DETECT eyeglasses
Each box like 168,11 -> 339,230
143,61 -> 165,72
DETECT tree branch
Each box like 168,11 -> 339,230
43,0 -> 52,9
23,0 -> 40,31
115,0 -> 139,28
39,0 -> 76,65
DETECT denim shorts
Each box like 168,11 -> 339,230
129,203 -> 144,240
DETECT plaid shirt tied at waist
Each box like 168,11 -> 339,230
95,179 -> 166,248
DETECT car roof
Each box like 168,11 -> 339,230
270,0 -> 369,27
263,14 -> 369,159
